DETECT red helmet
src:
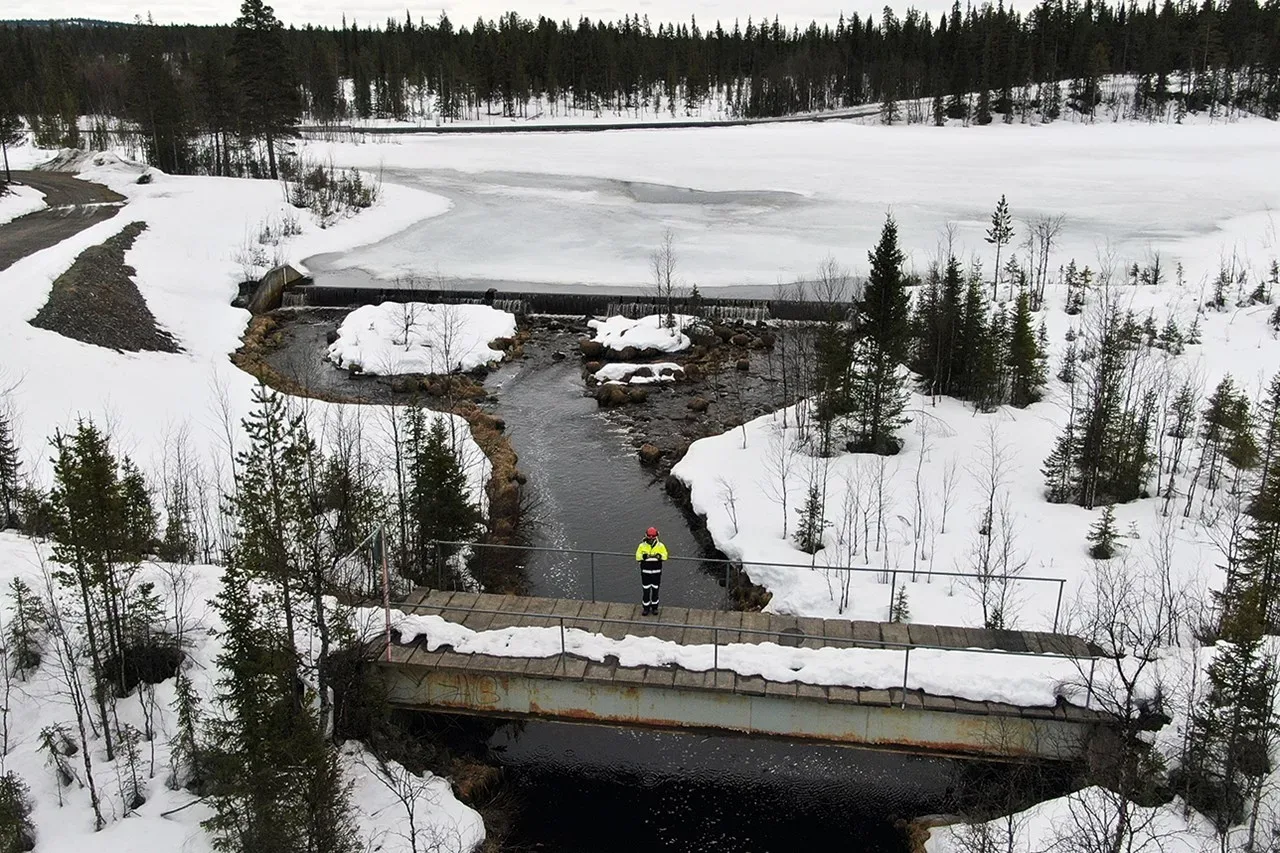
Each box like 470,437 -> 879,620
646,527 -> 658,538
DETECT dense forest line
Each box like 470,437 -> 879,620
0,0 -> 1278,176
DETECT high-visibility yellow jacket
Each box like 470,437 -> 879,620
635,540 -> 669,563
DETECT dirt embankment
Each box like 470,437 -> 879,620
29,221 -> 181,353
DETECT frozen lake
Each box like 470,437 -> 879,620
305,119 -> 1280,292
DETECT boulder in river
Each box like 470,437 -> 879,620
628,387 -> 650,404
639,443 -> 663,465
579,339 -> 605,359
596,384 -> 630,407
687,396 -> 710,412
736,358 -> 750,371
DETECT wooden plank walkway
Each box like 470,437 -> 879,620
383,589 -> 1106,723
394,588 -> 1096,657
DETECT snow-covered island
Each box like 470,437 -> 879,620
327,301 -> 517,375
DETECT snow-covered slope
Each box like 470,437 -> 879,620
0,533 -> 485,853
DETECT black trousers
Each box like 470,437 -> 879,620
639,560 -> 663,607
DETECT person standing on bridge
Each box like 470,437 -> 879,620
636,527 -> 668,616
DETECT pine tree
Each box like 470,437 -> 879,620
848,215 -> 911,455
986,195 -> 1014,299
0,412 -> 19,530
793,484 -> 829,554
1087,505 -> 1118,559
232,0 -> 301,179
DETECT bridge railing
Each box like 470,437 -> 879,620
428,539 -> 1069,632
390,599 -> 1101,711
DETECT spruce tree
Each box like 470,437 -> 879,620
6,578 -> 45,674
406,410 -> 482,583
0,413 -> 19,530
0,772 -> 34,853
793,485 -> 829,554
1236,374 -> 1280,627
985,194 -> 1014,298
1007,288 -> 1046,407
232,0 -> 301,179
1087,504 -> 1118,559
848,215 -> 911,455
169,670 -> 204,791
126,28 -> 193,173
1184,589 -> 1277,835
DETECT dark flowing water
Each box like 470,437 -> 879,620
491,721 -> 954,853
480,358 -> 938,852
486,359 -> 728,610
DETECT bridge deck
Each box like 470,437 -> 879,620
384,589 -> 1106,724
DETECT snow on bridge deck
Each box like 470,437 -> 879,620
376,590 -> 1112,760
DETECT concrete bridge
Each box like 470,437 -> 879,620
376,590 -> 1112,762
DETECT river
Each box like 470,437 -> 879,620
484,357 -> 728,610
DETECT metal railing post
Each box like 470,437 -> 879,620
380,525 -> 391,663
713,626 -> 719,672
901,646 -> 911,708
888,569 -> 897,620
1053,580 -> 1065,632
559,616 -> 566,657
435,540 -> 443,589
590,551 -> 596,603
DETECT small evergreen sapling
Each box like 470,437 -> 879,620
793,485 -> 829,554
890,586 -> 910,623
1087,505 -> 1118,559
5,579 -> 44,674
0,413 -> 18,531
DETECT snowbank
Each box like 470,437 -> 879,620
588,314 -> 695,353
926,787 -> 1216,853
390,610 -> 1117,707
593,362 -> 684,384
327,302 -> 516,376
0,183 -> 46,225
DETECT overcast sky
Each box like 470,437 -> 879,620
15,1 -> 966,30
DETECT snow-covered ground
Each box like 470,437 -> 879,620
303,120 -> 1279,292
669,267 -> 1273,630
593,362 -> 685,384
588,314 -> 694,353
0,148 -> 492,851
0,533 -> 485,853
328,301 -> 517,375
0,147 -> 482,482
926,786 -> 1218,853
0,182 -> 46,225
